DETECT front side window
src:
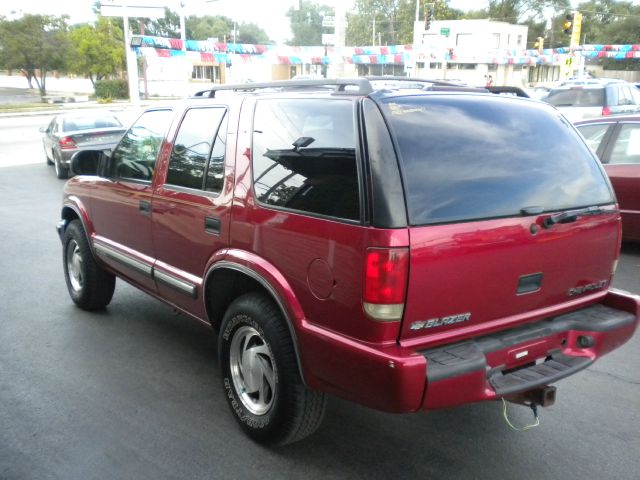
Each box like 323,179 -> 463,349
576,123 -> 611,154
166,107 -> 227,191
252,99 -> 360,221
109,109 -> 173,182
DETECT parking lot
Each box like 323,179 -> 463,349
0,113 -> 639,480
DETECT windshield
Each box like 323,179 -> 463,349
544,88 -> 605,107
378,95 -> 614,226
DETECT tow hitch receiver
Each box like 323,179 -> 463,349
511,386 -> 557,408
501,386 -> 556,431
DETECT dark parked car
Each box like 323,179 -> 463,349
57,78 -> 639,445
575,115 -> 640,242
542,79 -> 640,122
41,111 -> 126,179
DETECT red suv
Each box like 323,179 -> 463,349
58,78 -> 639,445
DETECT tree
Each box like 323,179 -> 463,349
0,14 -> 71,96
187,15 -> 234,41
287,1 -> 333,46
236,23 -> 271,44
69,18 -> 124,86
346,0 -> 415,46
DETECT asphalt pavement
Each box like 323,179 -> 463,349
0,116 -> 639,480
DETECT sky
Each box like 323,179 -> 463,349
0,0 -> 603,44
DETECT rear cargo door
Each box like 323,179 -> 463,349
376,94 -> 619,345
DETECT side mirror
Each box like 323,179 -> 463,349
70,150 -> 107,176
39,126 -> 47,133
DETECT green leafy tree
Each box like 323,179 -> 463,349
0,14 -> 71,96
69,18 -> 124,86
346,0 -> 463,46
287,1 -> 333,46
187,15 -> 234,41
346,0 -> 415,46
236,22 -> 271,44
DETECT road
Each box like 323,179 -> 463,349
0,113 -> 639,480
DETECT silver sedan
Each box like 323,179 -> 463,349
41,112 -> 126,179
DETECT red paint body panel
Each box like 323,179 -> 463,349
401,211 -> 620,346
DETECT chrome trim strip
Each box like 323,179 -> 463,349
206,261 -> 307,386
154,269 -> 197,298
94,242 -> 153,277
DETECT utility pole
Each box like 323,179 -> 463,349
122,2 -> 140,105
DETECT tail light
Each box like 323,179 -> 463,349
602,106 -> 612,116
363,248 -> 409,321
59,136 -> 77,150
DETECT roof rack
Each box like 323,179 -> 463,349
193,78 -> 373,98
364,76 -> 466,88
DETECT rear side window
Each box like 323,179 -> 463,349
251,99 -> 360,221
545,88 -> 604,107
380,95 -> 614,225
166,107 -> 227,191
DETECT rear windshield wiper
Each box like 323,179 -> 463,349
542,206 -> 614,228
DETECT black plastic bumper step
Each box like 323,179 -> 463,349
488,353 -> 593,396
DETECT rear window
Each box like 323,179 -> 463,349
379,95 -> 614,225
62,115 -> 122,131
544,88 -> 605,107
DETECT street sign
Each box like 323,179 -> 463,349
100,1 -> 165,19
440,27 -> 450,37
570,11 -> 582,49
322,16 -> 335,28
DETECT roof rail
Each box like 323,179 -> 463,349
365,76 -> 466,88
193,78 -> 373,98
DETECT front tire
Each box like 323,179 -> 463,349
62,220 -> 115,310
219,293 -> 326,446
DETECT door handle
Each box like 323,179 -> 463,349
139,200 -> 152,216
205,216 -> 221,235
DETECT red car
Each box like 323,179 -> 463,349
575,116 -> 640,242
58,78 -> 639,445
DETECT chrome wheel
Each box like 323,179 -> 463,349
66,239 -> 83,292
229,325 -> 276,415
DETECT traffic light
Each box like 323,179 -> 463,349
563,14 -> 573,35
534,36 -> 544,53
425,6 -> 433,31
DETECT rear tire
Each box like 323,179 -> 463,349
62,220 -> 115,310
54,152 -> 68,179
45,147 -> 53,166
219,293 -> 326,446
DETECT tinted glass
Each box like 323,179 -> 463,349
610,124 -> 640,164
205,112 -> 227,193
252,99 -> 360,221
545,88 -> 605,107
576,123 -> 611,153
167,107 -> 226,190
380,95 -> 614,225
110,109 -> 173,181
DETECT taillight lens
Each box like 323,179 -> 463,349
602,106 -> 612,116
363,248 -> 409,321
59,136 -> 77,150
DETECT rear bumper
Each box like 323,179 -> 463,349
299,290 -> 639,413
